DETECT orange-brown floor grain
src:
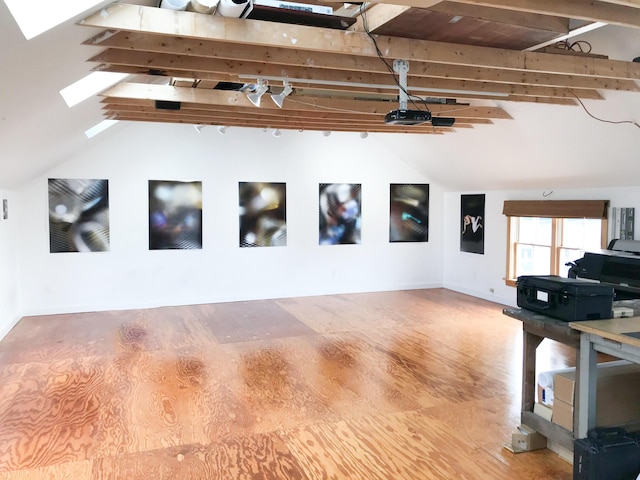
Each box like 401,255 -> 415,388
0,289 -> 574,479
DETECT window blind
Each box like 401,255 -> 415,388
502,200 -> 609,219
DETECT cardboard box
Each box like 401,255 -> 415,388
552,363 -> 640,431
554,372 -> 575,405
552,398 -> 574,431
511,424 -> 547,452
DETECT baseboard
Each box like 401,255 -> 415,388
443,283 -> 516,308
21,282 -> 446,317
0,311 -> 23,342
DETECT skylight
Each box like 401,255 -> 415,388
85,119 -> 119,139
3,0 -> 104,40
60,72 -> 129,108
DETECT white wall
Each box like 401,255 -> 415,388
443,187 -> 640,307
18,123 -> 445,315
0,189 -> 21,337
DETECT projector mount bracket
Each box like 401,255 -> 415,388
393,59 -> 411,111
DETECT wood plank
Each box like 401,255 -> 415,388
430,1 -> 569,33
89,49 -> 604,99
79,4 -> 640,79
599,0 -> 640,7
0,290 -> 573,478
107,114 -> 456,134
102,102 -> 496,124
348,4 -> 411,32
87,31 -> 640,91
370,7 -> 565,50
102,83 -> 514,118
367,0 -> 640,29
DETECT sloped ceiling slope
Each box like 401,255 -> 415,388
0,0 -> 639,190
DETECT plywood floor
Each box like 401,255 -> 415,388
0,289 -> 574,479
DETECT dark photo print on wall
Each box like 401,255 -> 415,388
48,179 -> 110,253
239,182 -> 287,247
2,199 -> 7,220
149,180 -> 202,250
319,183 -> 361,245
460,193 -> 485,254
389,184 -> 429,242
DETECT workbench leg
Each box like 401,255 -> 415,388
576,333 -> 597,439
522,330 -> 544,413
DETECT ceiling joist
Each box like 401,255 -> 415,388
78,2 -> 639,135
79,4 -> 640,80
85,31 -> 640,92
103,83 -> 514,119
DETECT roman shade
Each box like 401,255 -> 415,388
502,200 -> 609,219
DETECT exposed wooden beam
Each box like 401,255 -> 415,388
87,32 -> 640,92
87,32 -> 640,93
366,0 -> 640,29
79,4 -> 640,79
106,107 -> 477,128
107,114 -> 452,134
89,49 -> 603,99
101,99 -> 495,124
103,83 -> 514,119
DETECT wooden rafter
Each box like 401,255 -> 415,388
103,83 -> 513,118
79,4 -> 640,79
77,2 -> 639,135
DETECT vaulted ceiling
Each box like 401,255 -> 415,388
1,0 -> 640,191
77,1 -> 640,135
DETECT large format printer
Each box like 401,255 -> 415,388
568,239 -> 640,300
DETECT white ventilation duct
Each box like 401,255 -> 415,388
159,0 -> 190,10
216,0 -> 253,18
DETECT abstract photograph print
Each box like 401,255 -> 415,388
239,182 -> 287,247
319,183 -> 361,245
48,178 -> 110,253
460,193 -> 485,254
389,184 -> 429,242
149,180 -> 202,250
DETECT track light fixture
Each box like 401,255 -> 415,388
194,124 -> 204,133
272,129 -> 282,137
217,125 -> 227,134
360,132 -> 368,139
322,130 -> 331,137
270,81 -> 293,108
246,79 -> 268,107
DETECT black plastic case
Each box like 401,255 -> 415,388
574,427 -> 640,480
516,275 -> 614,321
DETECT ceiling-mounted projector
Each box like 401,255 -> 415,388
384,110 -> 456,127
385,60 -> 456,128
384,109 -> 431,125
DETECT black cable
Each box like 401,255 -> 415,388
570,91 -> 640,129
360,4 -> 431,114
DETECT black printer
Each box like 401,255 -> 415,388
567,239 -> 640,300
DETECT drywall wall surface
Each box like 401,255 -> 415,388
443,187 -> 640,306
19,123 -> 445,314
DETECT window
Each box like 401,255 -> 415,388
504,200 -> 608,286
3,0 -> 105,40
